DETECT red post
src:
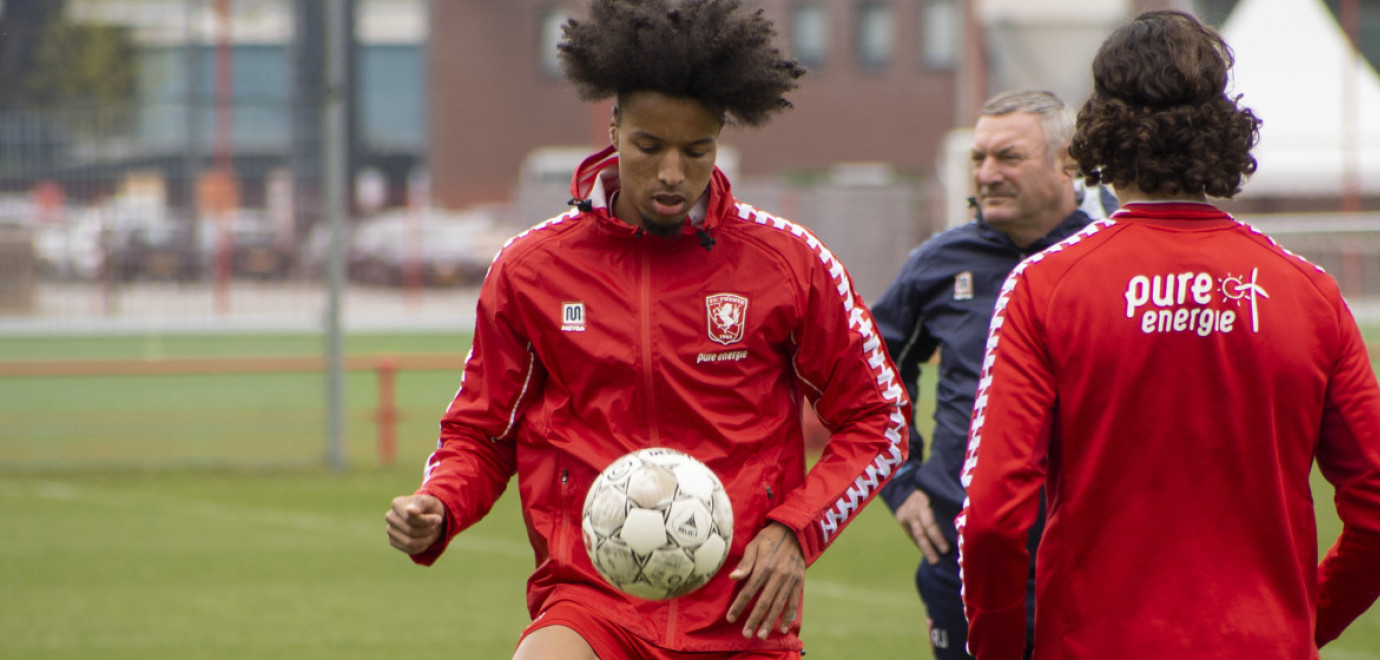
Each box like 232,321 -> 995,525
212,0 -> 236,313
960,0 -> 987,126
375,358 -> 398,465
1341,243 -> 1363,297
1341,0 -> 1362,213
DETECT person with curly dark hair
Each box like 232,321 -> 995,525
385,2 -> 910,659
1069,10 -> 1261,200
958,10 -> 1380,658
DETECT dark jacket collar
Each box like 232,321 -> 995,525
972,200 -> 1093,253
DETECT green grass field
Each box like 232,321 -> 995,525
0,332 -> 1377,658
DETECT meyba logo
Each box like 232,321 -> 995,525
1122,267 -> 1270,335
561,301 -> 586,332
705,293 -> 747,345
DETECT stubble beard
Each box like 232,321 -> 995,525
640,216 -> 684,239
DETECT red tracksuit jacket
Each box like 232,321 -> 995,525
959,202 -> 1380,658
411,147 -> 910,652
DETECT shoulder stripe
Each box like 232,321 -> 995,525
1235,219 -> 1329,275
731,202 -> 909,543
954,216 -> 1116,606
959,217 -> 1114,490
499,208 -> 581,252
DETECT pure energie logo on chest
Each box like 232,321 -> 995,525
1123,268 -> 1269,336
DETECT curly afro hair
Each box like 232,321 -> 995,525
557,0 -> 806,127
1069,11 -> 1262,199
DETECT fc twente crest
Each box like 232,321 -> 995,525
705,293 -> 748,345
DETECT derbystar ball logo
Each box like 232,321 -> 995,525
705,294 -> 747,345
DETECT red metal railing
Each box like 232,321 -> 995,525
0,354 -> 467,465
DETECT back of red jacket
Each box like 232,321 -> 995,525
959,202 -> 1380,658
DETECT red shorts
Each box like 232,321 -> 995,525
519,600 -> 802,660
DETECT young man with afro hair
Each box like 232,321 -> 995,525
385,2 -> 911,658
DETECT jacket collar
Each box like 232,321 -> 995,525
973,203 -> 1094,253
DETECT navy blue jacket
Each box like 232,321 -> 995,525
875,209 -> 1096,546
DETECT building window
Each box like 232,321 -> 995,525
921,0 -> 959,70
857,2 -> 895,69
539,8 -> 570,78
791,3 -> 829,69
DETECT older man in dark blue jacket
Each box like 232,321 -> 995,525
873,89 -> 1114,660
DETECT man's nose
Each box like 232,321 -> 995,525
973,157 -> 1001,185
658,152 -> 686,187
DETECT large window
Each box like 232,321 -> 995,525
921,0 -> 959,70
791,3 -> 829,69
856,2 -> 895,69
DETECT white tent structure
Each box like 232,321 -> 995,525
1223,0 -> 1380,198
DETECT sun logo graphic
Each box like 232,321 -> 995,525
1220,268 -> 1270,333
705,294 -> 748,345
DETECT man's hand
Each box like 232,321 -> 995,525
895,489 -> 950,565
386,494 -> 445,555
725,522 -> 805,639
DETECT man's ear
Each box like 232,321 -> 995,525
1057,145 -> 1078,181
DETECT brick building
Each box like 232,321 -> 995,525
427,1 -> 965,209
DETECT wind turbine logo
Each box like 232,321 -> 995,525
1221,267 -> 1270,332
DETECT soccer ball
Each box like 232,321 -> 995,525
581,447 -> 734,600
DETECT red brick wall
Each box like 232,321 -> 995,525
427,1 -> 958,210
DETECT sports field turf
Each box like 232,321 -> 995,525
0,332 -> 1377,658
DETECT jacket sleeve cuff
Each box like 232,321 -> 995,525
407,490 -> 456,567
764,509 -> 825,566
1316,527 -> 1380,646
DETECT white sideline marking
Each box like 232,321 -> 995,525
4,478 -> 531,558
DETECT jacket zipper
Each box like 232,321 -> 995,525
639,239 -> 662,446
637,237 -> 672,645
555,468 -> 571,566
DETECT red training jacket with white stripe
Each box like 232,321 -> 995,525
411,146 -> 910,652
958,202 -> 1380,659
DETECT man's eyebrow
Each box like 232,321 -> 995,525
973,146 -> 1022,158
629,130 -> 716,146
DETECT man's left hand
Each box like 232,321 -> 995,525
725,521 -> 805,639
